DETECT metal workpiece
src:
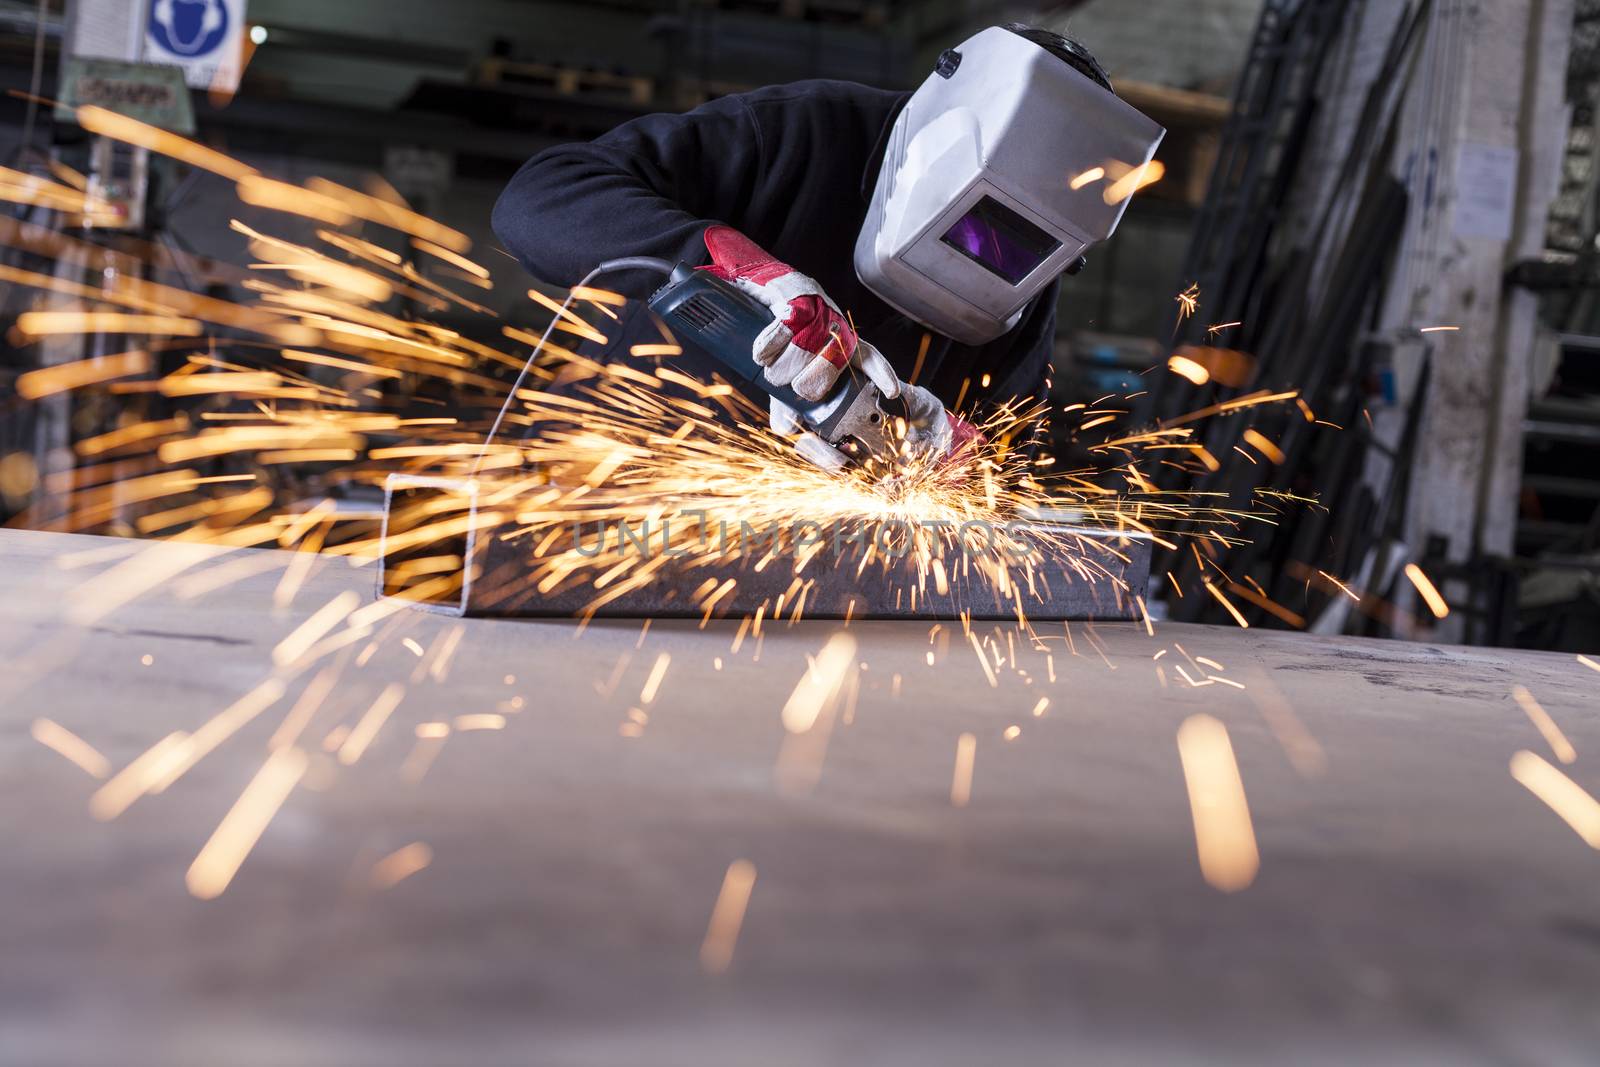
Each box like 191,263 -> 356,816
467,522 -> 1148,621
377,475 -> 1152,621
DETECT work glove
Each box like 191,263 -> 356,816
700,226 -> 983,475
701,226 -> 899,403
899,384 -> 987,466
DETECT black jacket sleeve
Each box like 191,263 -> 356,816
491,95 -> 761,297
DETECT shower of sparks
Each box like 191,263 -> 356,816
1511,686 -> 1576,765
1174,283 -> 1201,325
1510,751 -> 1600,848
4,104 -> 1298,643
1176,714 -> 1259,892
700,859 -> 757,974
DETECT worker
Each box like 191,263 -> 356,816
493,24 -> 1162,472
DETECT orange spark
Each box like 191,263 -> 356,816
271,590 -> 360,667
951,732 -> 977,807
1512,687 -> 1576,764
1318,570 -> 1360,603
89,732 -> 189,821
371,843 -> 434,889
700,859 -> 758,974
1241,429 -> 1285,464
16,350 -> 152,399
1167,354 -> 1210,385
337,684 -> 406,765
15,312 -> 201,339
1069,165 -> 1106,190
781,633 -> 856,733
236,175 -> 354,225
78,105 -> 258,181
1103,159 -> 1165,204
1511,750 -> 1600,848
1403,564 -> 1449,619
413,238 -> 490,279
149,679 -> 289,794
1174,283 -> 1200,323
31,718 -> 111,778
453,713 -> 506,731
1177,714 -> 1259,891
639,652 -> 672,706
185,747 -> 309,899
1203,580 -> 1250,628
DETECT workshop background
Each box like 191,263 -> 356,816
0,0 -> 1592,648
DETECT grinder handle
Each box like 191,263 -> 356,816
646,265 -> 873,444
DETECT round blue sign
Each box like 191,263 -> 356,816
148,0 -> 230,59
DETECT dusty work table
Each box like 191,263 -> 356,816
2,527 -> 1599,1065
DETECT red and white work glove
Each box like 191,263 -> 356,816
701,226 -> 980,473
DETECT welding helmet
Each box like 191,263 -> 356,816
855,26 -> 1166,346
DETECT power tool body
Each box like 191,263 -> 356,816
646,262 -> 901,467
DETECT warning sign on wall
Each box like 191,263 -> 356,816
143,0 -> 247,93
56,56 -> 196,134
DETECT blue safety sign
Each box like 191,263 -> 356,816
148,0 -> 230,58
145,0 -> 247,92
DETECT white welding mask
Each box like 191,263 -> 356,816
855,27 -> 1166,346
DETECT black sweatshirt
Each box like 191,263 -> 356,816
492,79 -> 1057,418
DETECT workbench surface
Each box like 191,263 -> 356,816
3,528 -> 1598,1065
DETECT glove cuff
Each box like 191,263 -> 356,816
702,225 -> 792,286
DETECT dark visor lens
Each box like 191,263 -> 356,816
939,196 -> 1062,285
